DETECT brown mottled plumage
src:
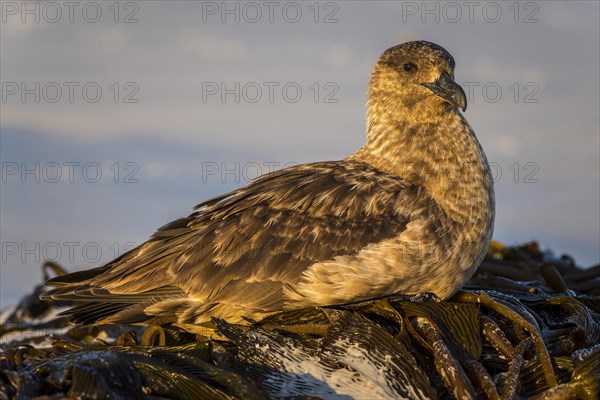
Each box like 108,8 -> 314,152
42,41 -> 494,332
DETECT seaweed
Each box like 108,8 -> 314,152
1,241 -> 598,399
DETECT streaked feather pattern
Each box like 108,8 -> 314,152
44,161 -> 416,326
43,41 -> 494,331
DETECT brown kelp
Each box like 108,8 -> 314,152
1,241 -> 599,399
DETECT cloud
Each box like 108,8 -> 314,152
494,135 -> 521,157
325,44 -> 352,68
175,29 -> 248,62
543,3 -> 580,30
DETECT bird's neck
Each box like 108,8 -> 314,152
349,100 -> 494,225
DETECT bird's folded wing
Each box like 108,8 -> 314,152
44,160 -> 421,320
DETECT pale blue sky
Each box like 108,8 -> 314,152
1,1 -> 599,307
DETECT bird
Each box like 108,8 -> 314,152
42,41 -> 495,333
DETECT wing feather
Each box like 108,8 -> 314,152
45,160 -> 417,325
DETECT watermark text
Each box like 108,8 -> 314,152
201,81 -> 339,103
1,1 -> 139,23
200,1 -> 339,23
1,82 -> 140,103
401,1 -> 539,23
2,162 -> 140,183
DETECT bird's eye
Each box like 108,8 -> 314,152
403,63 -> 417,72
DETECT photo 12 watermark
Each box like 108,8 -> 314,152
201,161 -> 299,183
1,161 -> 140,184
201,82 -> 339,103
198,161 -> 540,185
489,161 -> 540,184
1,241 -> 140,264
462,81 -> 540,104
400,1 -> 539,24
1,1 -> 140,23
200,1 -> 340,23
1,82 -> 140,104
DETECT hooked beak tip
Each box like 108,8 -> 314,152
422,73 -> 467,112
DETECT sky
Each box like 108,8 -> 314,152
1,1 -> 599,307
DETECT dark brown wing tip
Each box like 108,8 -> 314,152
44,265 -> 109,287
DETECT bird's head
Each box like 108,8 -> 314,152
368,41 -> 467,113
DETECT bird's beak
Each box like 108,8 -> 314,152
421,72 -> 467,112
